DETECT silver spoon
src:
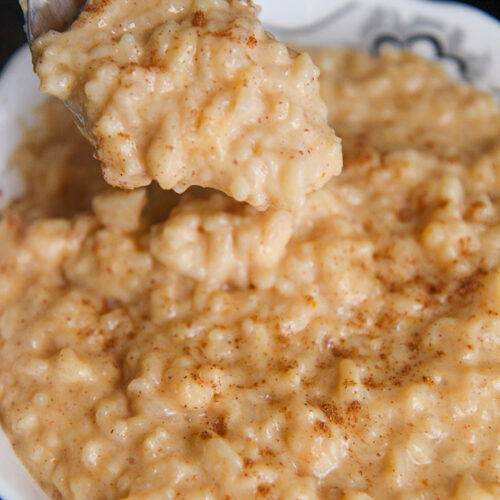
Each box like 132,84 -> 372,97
25,0 -> 97,145
25,0 -> 86,46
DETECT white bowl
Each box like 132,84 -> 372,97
0,1 -> 498,498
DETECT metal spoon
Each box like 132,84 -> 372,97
25,0 -> 86,46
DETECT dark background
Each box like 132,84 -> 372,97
0,0 -> 499,70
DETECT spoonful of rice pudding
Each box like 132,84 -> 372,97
28,0 -> 342,210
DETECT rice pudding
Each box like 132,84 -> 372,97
32,0 -> 342,210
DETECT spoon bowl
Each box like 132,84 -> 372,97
26,0 -> 86,46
